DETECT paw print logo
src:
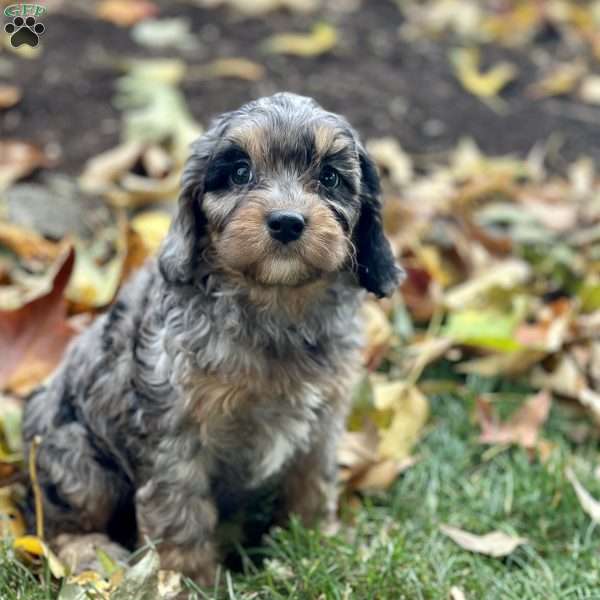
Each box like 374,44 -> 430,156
4,16 -> 45,48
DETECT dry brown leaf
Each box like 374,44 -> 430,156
566,467 -> 600,523
79,141 -> 145,193
0,85 -> 22,109
0,221 -> 60,262
264,23 -> 337,57
96,0 -> 159,26
440,525 -> 526,557
338,428 -> 415,492
476,391 -> 551,449
0,248 -> 77,395
0,140 -> 47,191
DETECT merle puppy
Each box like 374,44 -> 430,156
23,93 -> 402,584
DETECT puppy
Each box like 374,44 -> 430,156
22,93 -> 402,584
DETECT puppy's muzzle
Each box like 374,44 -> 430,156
266,210 -> 306,244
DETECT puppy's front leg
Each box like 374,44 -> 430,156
279,418 -> 343,533
135,438 -> 218,587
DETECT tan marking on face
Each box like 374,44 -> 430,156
230,124 -> 266,167
314,125 -> 350,159
213,195 -> 348,291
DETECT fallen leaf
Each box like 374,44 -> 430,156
14,535 -> 66,578
0,221 -> 60,262
444,304 -> 525,352
79,140 -> 145,194
111,549 -> 160,600
440,525 -> 526,557
580,75 -> 600,105
96,0 -> 159,26
366,138 -> 413,187
0,490 -> 25,538
566,467 -> 600,523
0,140 -> 47,191
450,587 -> 467,600
130,211 -> 171,255
444,259 -> 531,310
264,23 -> 337,57
362,300 -> 393,370
0,85 -> 21,109
374,381 -> 429,461
190,58 -> 266,81
0,248 -> 77,395
476,391 -> 551,449
193,0 -> 319,16
67,215 -> 128,309
529,62 -> 585,98
131,17 -> 199,51
450,47 -> 517,100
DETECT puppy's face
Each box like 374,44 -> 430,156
160,94 -> 402,298
202,114 -> 360,287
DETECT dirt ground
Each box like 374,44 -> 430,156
3,0 -> 600,175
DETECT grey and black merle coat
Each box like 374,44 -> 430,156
22,93 -> 402,584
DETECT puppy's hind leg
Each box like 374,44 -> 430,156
26,422 -> 132,544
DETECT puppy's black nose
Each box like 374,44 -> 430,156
266,211 -> 306,244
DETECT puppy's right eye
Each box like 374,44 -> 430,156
230,161 -> 253,185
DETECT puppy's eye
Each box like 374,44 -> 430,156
230,161 -> 253,185
319,166 -> 340,189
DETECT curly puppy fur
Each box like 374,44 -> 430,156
22,93 -> 402,584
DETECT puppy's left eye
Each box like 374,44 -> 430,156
231,161 -> 253,185
319,166 -> 340,189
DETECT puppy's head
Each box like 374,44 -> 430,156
159,93 -> 403,298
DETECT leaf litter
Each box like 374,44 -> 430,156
3,0 -> 600,591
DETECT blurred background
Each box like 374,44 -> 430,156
2,1 -> 600,598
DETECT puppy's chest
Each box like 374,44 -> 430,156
196,379 -> 323,487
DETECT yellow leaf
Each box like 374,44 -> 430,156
529,62 -> 585,98
373,382 -> 429,461
191,58 -> 266,81
361,300 -> 393,368
130,211 -> 172,255
451,48 -> 517,99
14,535 -> 66,578
0,491 -> 25,538
264,23 -> 337,57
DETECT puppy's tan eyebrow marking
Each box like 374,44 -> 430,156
229,124 -> 266,164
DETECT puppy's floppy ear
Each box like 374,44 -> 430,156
354,146 -> 405,298
158,118 -> 227,284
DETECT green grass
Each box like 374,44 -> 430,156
3,375 -> 600,599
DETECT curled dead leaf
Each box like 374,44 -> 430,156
440,524 -> 526,557
191,58 -> 266,81
476,391 -> 551,450
566,467 -> 600,523
0,140 -> 48,191
96,0 -> 159,26
0,248 -> 77,395
264,23 -> 337,57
